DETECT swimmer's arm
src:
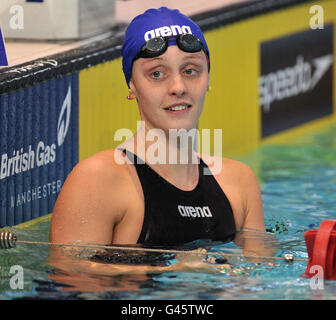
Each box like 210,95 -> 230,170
48,247 -> 228,279
49,155 -> 125,245
199,155 -> 276,257
201,155 -> 265,230
234,164 -> 278,258
48,247 -> 170,276
241,163 -> 265,231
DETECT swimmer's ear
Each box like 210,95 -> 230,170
127,80 -> 137,100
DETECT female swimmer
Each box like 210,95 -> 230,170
49,7 -> 265,251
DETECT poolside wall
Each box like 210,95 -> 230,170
0,0 -> 335,226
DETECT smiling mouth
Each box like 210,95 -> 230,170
164,105 -> 192,111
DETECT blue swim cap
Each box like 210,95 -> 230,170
122,7 -> 210,87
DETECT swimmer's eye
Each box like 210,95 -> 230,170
151,71 -> 163,79
184,69 -> 198,76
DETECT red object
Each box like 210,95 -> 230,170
303,220 -> 336,280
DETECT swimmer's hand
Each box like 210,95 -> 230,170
233,228 -> 279,263
168,248 -> 232,274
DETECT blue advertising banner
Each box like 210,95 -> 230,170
0,74 -> 79,226
0,28 -> 8,67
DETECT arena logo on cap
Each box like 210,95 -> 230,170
144,25 -> 192,41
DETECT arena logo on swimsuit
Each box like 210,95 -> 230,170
144,25 -> 192,41
178,205 -> 213,218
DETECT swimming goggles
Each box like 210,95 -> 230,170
134,34 -> 207,60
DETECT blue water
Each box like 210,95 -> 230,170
0,124 -> 336,300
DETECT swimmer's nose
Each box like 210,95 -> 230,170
168,74 -> 187,98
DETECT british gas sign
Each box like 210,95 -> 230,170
0,85 -> 71,180
0,75 -> 78,226
0,142 -> 56,179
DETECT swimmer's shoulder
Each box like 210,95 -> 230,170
200,153 -> 264,230
56,149 -> 136,216
67,148 -> 135,191
199,154 -> 260,201
199,153 -> 257,182
50,148 -> 141,243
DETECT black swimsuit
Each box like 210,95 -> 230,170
121,149 -> 236,246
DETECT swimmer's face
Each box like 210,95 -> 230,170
129,46 -> 209,132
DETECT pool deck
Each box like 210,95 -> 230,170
3,0 -> 246,67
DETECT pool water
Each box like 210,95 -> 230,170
0,124 -> 336,300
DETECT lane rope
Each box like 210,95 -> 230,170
0,231 -> 307,263
4,219 -> 336,280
